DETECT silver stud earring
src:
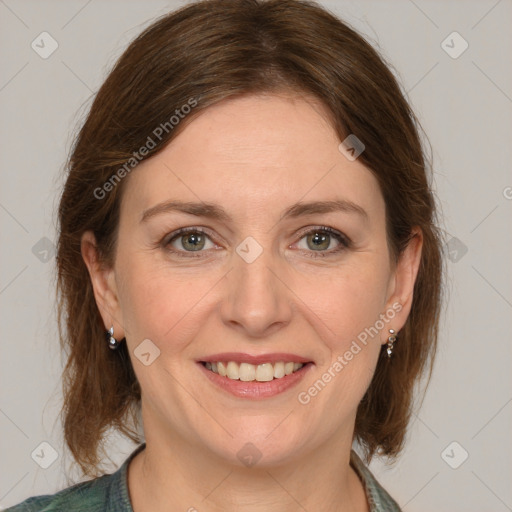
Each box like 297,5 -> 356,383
106,325 -> 120,350
386,329 -> 397,358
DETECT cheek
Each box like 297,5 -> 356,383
298,259 -> 391,346
293,260 -> 390,408
116,256 -> 205,348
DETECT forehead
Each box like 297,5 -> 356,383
121,93 -> 384,222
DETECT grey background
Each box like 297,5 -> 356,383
1,0 -> 511,510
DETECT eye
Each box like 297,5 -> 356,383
294,226 -> 350,257
165,227 -> 217,255
162,225 -> 350,259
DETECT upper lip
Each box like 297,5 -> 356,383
199,352 -> 313,365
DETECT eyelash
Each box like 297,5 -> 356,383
162,226 -> 351,259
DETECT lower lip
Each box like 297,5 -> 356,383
197,362 -> 314,399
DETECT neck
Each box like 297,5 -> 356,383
128,414 -> 368,512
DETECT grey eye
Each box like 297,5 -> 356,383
297,230 -> 341,252
169,231 -> 214,252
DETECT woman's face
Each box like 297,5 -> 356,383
85,93 -> 419,467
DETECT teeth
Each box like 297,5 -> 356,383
204,361 -> 305,381
239,362 -> 256,382
218,361 -> 227,377
226,361 -> 239,379
256,363 -> 274,382
273,361 -> 285,379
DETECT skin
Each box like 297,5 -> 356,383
82,93 -> 422,512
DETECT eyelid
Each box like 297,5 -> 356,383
290,225 -> 351,258
293,225 -> 351,247
163,226 -> 221,253
164,226 -> 215,243
162,225 -> 351,257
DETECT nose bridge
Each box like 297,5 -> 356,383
221,236 -> 292,336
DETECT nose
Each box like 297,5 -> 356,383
220,248 -> 293,339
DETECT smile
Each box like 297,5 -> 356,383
197,353 -> 314,399
202,361 -> 304,382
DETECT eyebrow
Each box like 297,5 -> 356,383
140,199 -> 368,224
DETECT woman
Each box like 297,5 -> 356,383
7,0 -> 443,510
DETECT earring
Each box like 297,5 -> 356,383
106,325 -> 121,350
386,329 -> 397,358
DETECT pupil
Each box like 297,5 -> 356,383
184,233 -> 204,251
308,232 -> 329,251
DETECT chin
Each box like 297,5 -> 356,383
199,421 -> 309,469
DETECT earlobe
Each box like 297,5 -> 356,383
384,227 -> 423,338
80,231 -> 125,339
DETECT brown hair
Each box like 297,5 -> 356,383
57,0 -> 443,477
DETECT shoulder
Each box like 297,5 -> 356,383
350,450 -> 402,512
4,444 -> 145,512
4,474 -> 114,512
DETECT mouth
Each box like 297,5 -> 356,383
197,353 -> 314,399
201,360 -> 308,381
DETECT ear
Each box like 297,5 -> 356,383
382,227 -> 423,342
81,230 -> 126,339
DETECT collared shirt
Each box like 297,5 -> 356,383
6,444 -> 401,511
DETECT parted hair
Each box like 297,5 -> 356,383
57,0 -> 443,477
